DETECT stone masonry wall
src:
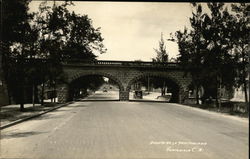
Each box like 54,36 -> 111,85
58,65 -> 192,103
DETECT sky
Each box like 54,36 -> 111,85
29,1 -> 196,61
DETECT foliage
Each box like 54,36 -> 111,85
2,1 -> 106,110
152,33 -> 169,95
32,2 -> 107,102
1,0 -> 32,44
153,33 -> 168,63
69,75 -> 105,99
171,3 -> 247,107
1,0 -> 35,110
231,3 -> 250,105
35,1 -> 106,61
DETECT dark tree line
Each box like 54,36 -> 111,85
1,0 -> 106,111
170,3 -> 249,110
69,75 -> 105,100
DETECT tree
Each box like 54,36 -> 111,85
35,1 -> 106,62
185,4 -> 208,105
231,3 -> 250,109
69,75 -> 105,100
2,1 -> 106,110
171,3 -> 239,108
2,0 -> 34,111
170,4 -> 206,105
152,33 -> 169,95
35,1 -> 106,102
202,3 -> 238,109
153,33 -> 168,63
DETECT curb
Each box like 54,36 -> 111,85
80,99 -> 119,102
171,103 -> 249,123
0,101 -> 74,130
129,100 -> 168,103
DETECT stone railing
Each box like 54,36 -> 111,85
7,58 -> 180,68
63,60 -> 179,68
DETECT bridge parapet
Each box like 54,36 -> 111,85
8,58 -> 180,69
63,60 -> 180,68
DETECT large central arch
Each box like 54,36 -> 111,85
69,72 -> 124,91
57,71 -> 125,102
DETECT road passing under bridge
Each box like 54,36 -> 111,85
58,60 -> 192,103
1,100 -> 248,159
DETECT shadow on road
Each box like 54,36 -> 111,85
79,99 -> 119,102
1,131 -> 48,139
31,113 -> 63,121
129,100 -> 169,103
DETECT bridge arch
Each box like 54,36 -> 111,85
126,73 -> 186,103
58,60 -> 191,103
68,72 -> 124,91
57,71 -> 125,102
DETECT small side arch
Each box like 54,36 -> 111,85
126,73 -> 185,103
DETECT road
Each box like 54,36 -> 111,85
82,90 -> 119,100
84,90 -> 165,101
0,92 -> 248,159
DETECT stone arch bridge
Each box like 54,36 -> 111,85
58,60 -> 192,103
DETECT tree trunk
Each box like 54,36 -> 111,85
248,40 -> 250,113
242,63 -> 249,112
244,83 -> 248,111
162,81 -> 166,96
243,76 -> 249,112
32,83 -> 35,107
53,81 -> 56,103
147,76 -> 150,94
7,84 -> 12,105
196,86 -> 199,105
161,87 -> 166,96
215,77 -> 219,108
242,43 -> 249,112
8,93 -> 11,105
20,84 -> 25,111
41,81 -> 44,105
217,76 -> 222,111
20,103 -> 24,111
19,58 -> 25,111
243,79 -> 248,102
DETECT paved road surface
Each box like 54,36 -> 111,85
83,90 -> 165,101
82,91 -> 119,100
0,94 -> 248,159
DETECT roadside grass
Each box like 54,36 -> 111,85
183,101 -> 249,118
0,102 -> 59,126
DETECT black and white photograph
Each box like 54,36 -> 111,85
0,1 -> 249,159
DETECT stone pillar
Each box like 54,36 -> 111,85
57,84 -> 69,103
119,90 -> 129,101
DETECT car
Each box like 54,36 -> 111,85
134,90 -> 143,99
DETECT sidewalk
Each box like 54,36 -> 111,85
129,92 -> 169,101
0,102 -> 72,129
182,103 -> 249,119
